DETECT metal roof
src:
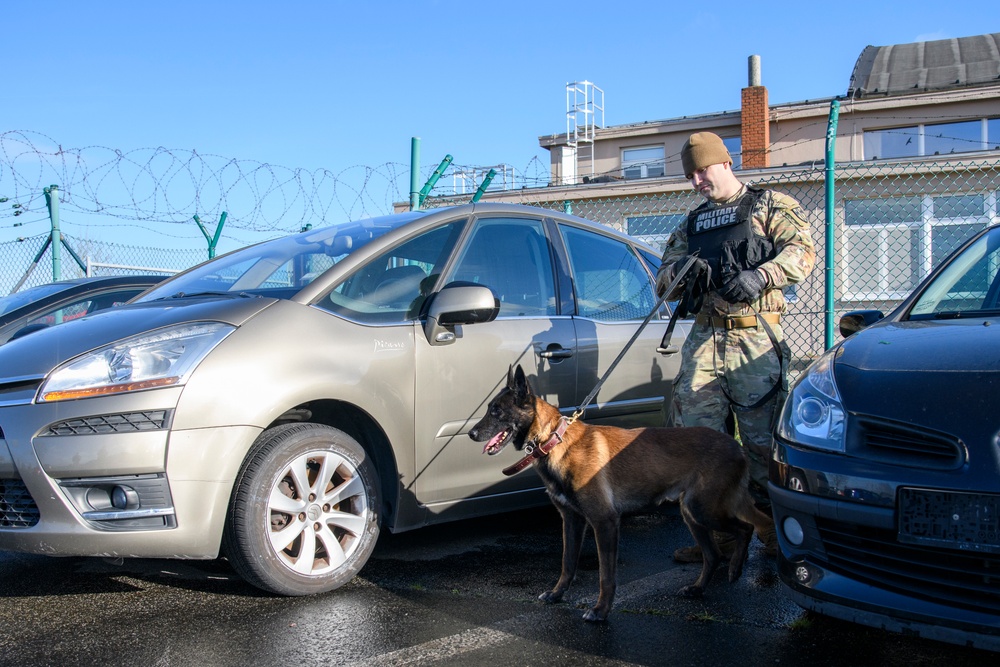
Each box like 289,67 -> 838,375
848,32 -> 1000,98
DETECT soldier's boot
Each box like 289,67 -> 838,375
758,523 -> 778,557
672,532 -> 739,563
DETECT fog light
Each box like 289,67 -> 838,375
794,564 -> 812,584
782,516 -> 804,546
111,485 -> 140,510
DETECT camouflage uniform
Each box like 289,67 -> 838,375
660,185 -> 815,494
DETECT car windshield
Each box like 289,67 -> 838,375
0,282 -> 75,316
909,225 -> 1000,319
137,212 -> 428,302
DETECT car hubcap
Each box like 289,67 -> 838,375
267,450 -> 370,576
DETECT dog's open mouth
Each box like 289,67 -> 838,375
482,429 -> 511,455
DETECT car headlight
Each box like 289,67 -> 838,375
775,345 -> 846,452
38,322 -> 235,402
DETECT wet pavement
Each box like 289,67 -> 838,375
0,504 -> 993,666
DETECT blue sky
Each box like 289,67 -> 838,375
2,1 -> 997,253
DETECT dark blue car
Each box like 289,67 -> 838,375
770,223 -> 1000,651
0,275 -> 169,344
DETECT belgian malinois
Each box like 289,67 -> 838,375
469,365 -> 773,622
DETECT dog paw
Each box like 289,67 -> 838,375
538,590 -> 563,604
677,584 -> 704,598
582,608 -> 608,622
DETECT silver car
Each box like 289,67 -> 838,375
0,203 -> 690,595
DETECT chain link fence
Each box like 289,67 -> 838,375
1,234 -> 206,294
4,156 -> 1000,375
426,155 -> 1000,374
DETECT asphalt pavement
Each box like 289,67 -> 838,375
0,503 -> 994,666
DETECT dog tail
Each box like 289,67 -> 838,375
733,468 -> 775,535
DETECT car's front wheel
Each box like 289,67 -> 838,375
223,423 -> 381,595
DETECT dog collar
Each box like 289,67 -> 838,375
501,417 -> 570,477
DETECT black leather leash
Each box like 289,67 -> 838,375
570,255 -> 700,423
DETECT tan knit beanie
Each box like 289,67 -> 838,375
681,132 -> 732,178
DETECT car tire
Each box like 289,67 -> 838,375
223,423 -> 381,596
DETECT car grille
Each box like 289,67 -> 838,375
817,518 -> 1000,614
0,478 -> 40,528
43,410 -> 171,436
853,415 -> 965,469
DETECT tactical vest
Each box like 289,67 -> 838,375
686,185 -> 775,288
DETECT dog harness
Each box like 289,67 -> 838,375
501,417 -> 570,476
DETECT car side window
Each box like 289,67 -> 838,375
27,300 -> 93,326
446,217 -> 557,317
320,221 -> 465,323
559,224 -> 656,321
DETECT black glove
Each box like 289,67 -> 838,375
656,254 -> 703,297
718,269 -> 766,304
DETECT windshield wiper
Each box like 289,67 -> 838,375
157,291 -> 257,301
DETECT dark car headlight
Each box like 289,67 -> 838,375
776,346 -> 846,452
38,322 -> 235,402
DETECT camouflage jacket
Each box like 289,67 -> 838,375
659,185 -> 816,317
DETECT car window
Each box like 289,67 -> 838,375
320,220 -> 465,323
445,217 -> 557,317
560,224 -> 657,321
27,300 -> 92,326
21,288 -> 145,328
909,226 -> 1000,318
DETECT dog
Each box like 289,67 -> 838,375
469,364 -> 773,622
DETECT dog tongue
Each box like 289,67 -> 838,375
483,431 -> 507,454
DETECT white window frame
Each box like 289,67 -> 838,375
842,192 -> 996,301
864,118 -> 999,160
621,145 -> 665,179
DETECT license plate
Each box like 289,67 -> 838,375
898,487 -> 1000,554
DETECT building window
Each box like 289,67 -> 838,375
622,146 -> 665,179
723,137 -> 742,170
626,214 -> 687,253
864,119 -> 1000,159
842,193 -> 995,301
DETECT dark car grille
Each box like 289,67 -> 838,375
852,415 -> 965,470
44,410 -> 171,436
817,518 -> 1000,614
0,478 -> 40,528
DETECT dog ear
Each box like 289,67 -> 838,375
512,364 -> 532,404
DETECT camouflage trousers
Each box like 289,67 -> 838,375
669,320 -> 790,495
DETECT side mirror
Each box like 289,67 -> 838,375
839,310 -> 884,338
423,283 -> 500,346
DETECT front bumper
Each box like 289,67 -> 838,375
770,439 -> 1000,651
0,388 -> 259,559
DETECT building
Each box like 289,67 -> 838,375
458,32 -> 1000,360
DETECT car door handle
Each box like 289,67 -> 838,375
539,346 -> 574,359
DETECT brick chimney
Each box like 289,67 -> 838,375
741,55 -> 770,169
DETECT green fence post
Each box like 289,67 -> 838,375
824,99 -> 841,350
418,154 -> 453,206
471,169 -> 496,203
43,185 -> 61,281
193,212 -> 228,259
410,138 -> 421,211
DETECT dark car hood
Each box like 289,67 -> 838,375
835,319 -> 1000,450
837,319 -> 1000,372
0,295 -> 277,379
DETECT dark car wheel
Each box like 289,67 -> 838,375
223,423 -> 381,596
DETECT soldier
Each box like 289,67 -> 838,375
656,132 -> 816,562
